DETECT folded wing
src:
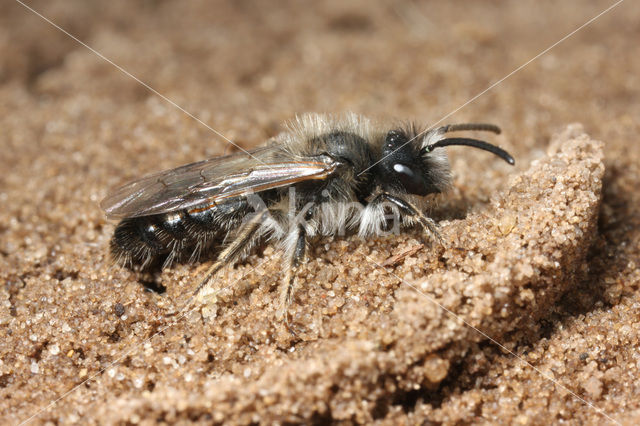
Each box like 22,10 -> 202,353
101,146 -> 338,219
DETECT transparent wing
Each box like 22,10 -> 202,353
101,145 -> 338,219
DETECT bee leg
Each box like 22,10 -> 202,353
276,224 -> 307,325
190,210 -> 268,301
379,193 -> 443,244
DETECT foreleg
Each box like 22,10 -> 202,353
374,193 -> 443,244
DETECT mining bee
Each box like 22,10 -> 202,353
102,113 -> 514,318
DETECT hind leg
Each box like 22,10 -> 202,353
191,210 -> 269,299
165,210 -> 272,317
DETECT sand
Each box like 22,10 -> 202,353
2,0 -> 640,424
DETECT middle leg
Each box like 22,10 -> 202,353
276,223 -> 307,321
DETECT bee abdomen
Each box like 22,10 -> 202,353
110,216 -> 167,267
110,212 -> 213,268
110,199 -> 250,269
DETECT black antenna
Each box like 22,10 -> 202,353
441,123 -> 501,134
424,137 -> 515,165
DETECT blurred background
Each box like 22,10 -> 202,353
3,0 -> 637,148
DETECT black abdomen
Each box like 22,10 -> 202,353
110,198 -> 249,268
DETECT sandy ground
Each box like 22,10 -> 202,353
1,0 -> 640,424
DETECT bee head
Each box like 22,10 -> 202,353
376,124 -> 514,197
376,127 -> 451,196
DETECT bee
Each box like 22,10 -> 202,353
101,113 -> 514,318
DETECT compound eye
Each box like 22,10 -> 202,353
393,163 -> 428,195
385,130 -> 407,150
